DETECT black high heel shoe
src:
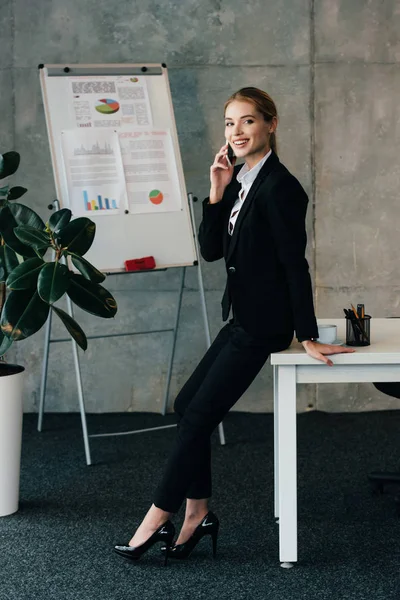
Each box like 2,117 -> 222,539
161,511 -> 219,560
114,520 -> 175,566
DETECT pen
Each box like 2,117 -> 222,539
351,304 -> 369,343
344,308 -> 363,338
357,303 -> 365,319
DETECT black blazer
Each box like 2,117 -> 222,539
198,151 -> 319,341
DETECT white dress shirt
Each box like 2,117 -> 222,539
228,149 -> 272,236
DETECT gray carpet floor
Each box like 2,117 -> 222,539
1,410 -> 400,600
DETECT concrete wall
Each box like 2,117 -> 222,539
2,0 -> 400,413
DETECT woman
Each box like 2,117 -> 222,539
114,87 -> 355,564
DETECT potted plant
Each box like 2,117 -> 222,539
0,151 -> 117,516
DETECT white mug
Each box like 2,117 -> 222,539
317,324 -> 337,344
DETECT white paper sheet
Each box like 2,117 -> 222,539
61,129 -> 128,217
118,129 -> 182,214
68,75 -> 153,129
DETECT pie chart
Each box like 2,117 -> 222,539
95,98 -> 120,115
149,190 -> 164,205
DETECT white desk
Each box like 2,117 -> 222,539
270,318 -> 400,568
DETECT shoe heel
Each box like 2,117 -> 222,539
163,539 -> 173,566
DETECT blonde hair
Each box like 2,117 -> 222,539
224,87 -> 278,155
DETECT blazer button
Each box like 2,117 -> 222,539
228,266 -> 236,274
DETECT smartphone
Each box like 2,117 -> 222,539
226,140 -> 235,166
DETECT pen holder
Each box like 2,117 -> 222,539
345,315 -> 371,346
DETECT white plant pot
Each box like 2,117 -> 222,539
0,363 -> 25,517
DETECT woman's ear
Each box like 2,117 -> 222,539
270,115 -> 278,134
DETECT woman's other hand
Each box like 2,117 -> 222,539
209,144 -> 236,204
301,340 -> 356,366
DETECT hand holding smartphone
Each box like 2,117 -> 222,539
225,140 -> 235,167
209,142 -> 236,201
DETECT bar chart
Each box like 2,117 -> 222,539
83,190 -> 118,211
74,141 -> 114,156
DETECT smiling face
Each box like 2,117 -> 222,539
224,100 -> 277,169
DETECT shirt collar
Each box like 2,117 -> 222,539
236,149 -> 272,188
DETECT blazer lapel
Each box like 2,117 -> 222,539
226,152 -> 279,263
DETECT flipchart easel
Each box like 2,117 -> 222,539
38,63 -> 226,464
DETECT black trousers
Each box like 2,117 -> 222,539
153,320 -> 293,513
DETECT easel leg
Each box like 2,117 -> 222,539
66,296 -> 92,466
38,245 -> 57,433
189,193 -> 226,447
161,267 -> 185,416
37,309 -> 53,432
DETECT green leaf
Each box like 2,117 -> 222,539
56,217 -> 96,256
48,208 -> 72,232
0,204 -> 46,257
67,274 -> 117,319
8,202 -> 46,229
37,262 -> 70,303
6,257 -> 44,290
14,225 -> 51,250
4,245 -> 19,273
52,305 -> 87,351
0,245 -> 19,283
0,152 -> 20,179
8,186 -> 27,200
0,331 -> 12,356
70,253 -> 105,283
0,185 -> 9,197
1,289 -> 50,341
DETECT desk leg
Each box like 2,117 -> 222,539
273,365 -> 279,520
277,365 -> 297,568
